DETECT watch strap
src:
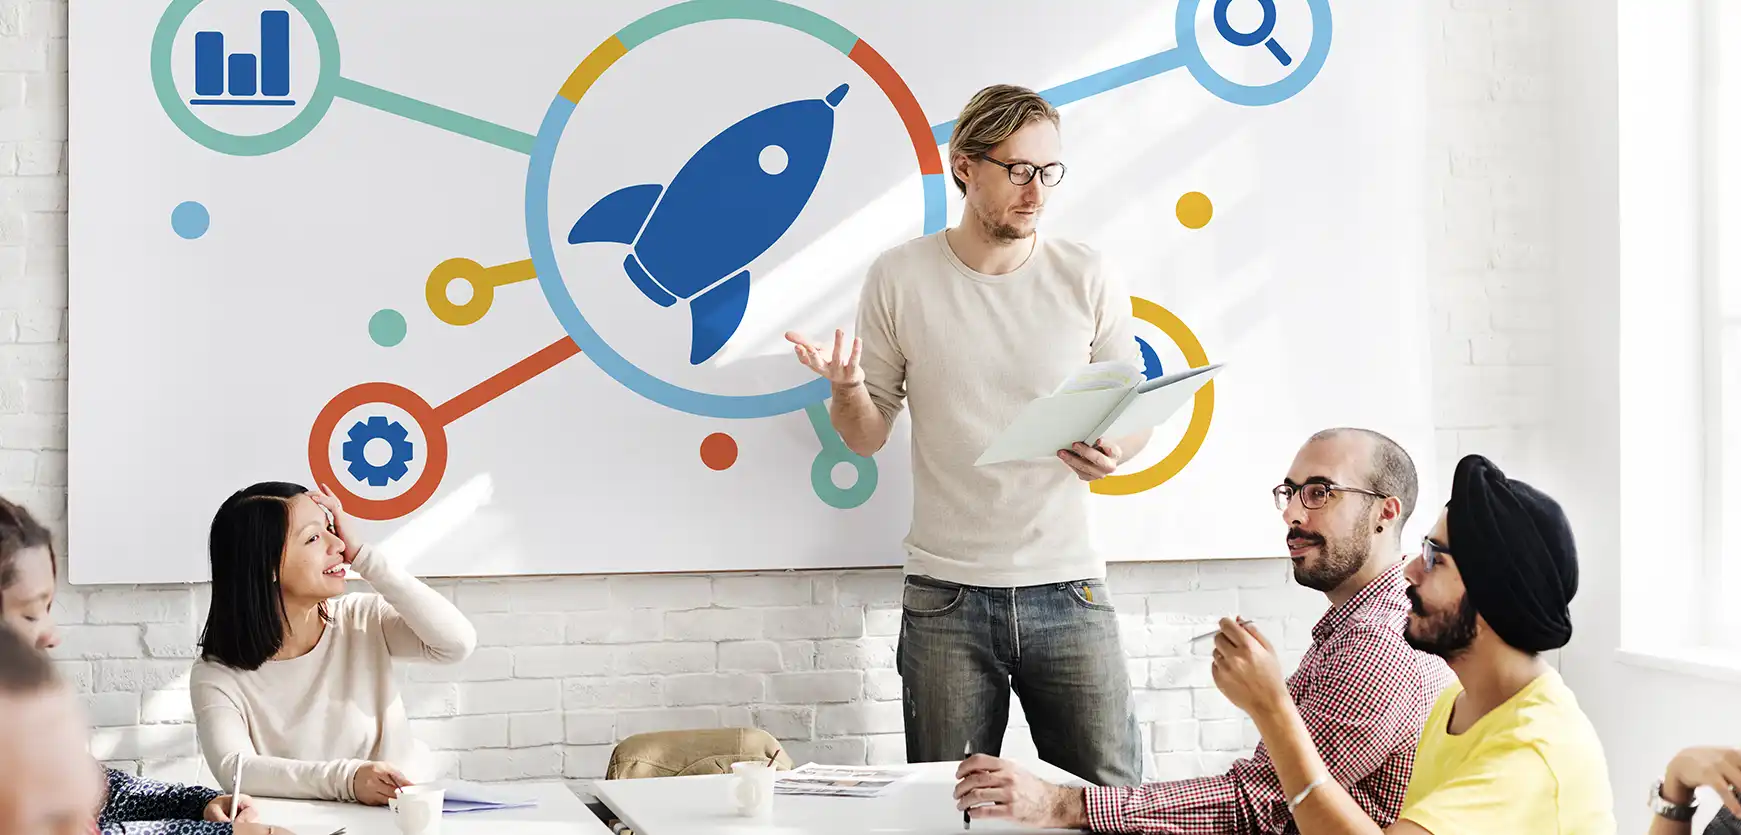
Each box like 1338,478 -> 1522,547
1652,780 -> 1697,822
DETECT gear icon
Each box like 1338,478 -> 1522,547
341,416 -> 415,487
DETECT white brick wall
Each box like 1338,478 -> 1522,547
0,0 -> 1555,790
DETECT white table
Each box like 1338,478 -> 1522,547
590,760 -> 1089,834
251,781 -> 611,835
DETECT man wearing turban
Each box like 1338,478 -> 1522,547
1208,454 -> 1617,834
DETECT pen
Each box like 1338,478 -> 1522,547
230,757 -> 242,821
1189,617 -> 1253,643
962,738 -> 972,831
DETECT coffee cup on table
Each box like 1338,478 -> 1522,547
388,785 -> 445,835
731,761 -> 775,819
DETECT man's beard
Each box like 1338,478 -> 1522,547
969,201 -> 1035,242
1288,528 -> 1369,592
1405,587 -> 1480,660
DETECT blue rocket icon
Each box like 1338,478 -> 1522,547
567,84 -> 850,365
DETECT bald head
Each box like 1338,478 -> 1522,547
0,626 -> 102,835
1306,428 -> 1419,531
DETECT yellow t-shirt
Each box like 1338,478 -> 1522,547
1398,668 -> 1615,834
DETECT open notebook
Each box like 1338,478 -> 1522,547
975,360 -> 1224,466
424,780 -> 540,814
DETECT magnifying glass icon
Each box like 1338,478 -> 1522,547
1214,0 -> 1293,67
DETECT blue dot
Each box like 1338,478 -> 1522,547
171,201 -> 209,239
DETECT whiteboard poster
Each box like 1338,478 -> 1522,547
68,0 -> 1435,584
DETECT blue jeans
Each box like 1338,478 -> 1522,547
895,574 -> 1141,787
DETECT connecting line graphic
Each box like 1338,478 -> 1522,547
929,48 -> 1187,145
431,338 -> 580,426
332,77 -> 536,154
324,46 -> 1187,157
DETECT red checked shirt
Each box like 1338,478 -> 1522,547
1084,560 -> 1454,834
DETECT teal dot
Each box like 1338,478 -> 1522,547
171,201 -> 209,239
369,309 -> 407,347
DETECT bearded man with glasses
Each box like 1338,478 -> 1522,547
951,428 -> 1455,834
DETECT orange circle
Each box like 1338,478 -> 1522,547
1176,191 -> 1213,229
700,433 -> 738,471
307,382 -> 449,520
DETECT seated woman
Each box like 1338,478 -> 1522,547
0,495 -> 272,835
192,483 -> 476,805
1649,746 -> 1741,834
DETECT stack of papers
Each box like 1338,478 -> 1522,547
773,764 -> 913,798
426,780 -> 539,814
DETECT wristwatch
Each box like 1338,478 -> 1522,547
1650,780 -> 1697,822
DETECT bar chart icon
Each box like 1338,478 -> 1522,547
190,10 -> 294,106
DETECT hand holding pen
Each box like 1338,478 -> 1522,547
351,761 -> 411,806
1207,616 -> 1291,718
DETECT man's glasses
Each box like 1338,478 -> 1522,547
1271,482 -> 1388,511
979,154 -> 1066,187
1419,537 -> 1451,573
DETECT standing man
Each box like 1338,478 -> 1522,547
786,84 -> 1150,785
950,428 -> 1456,832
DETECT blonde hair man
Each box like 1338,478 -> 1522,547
786,85 -> 1151,785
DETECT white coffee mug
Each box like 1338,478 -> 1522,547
388,785 -> 445,835
731,761 -> 775,818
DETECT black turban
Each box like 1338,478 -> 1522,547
1446,454 -> 1578,652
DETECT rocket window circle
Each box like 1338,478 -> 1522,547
758,144 -> 788,175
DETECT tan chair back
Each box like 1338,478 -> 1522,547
605,727 -> 793,780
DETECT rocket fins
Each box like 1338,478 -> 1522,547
567,183 -> 662,245
689,270 -> 750,365
1136,336 -> 1164,380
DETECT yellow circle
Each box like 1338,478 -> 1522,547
1091,297 -> 1215,496
1176,192 -> 1213,229
426,257 -> 494,327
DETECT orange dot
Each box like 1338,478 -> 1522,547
700,433 -> 738,471
1176,191 -> 1213,229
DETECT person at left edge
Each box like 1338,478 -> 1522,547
0,495 -> 277,835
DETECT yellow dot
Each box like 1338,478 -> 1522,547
1176,192 -> 1213,229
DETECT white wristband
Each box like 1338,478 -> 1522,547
1287,776 -> 1329,812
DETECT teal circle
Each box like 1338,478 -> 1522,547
170,201 -> 209,239
151,0 -> 341,156
368,309 -> 407,347
811,445 -> 876,510
804,403 -> 875,509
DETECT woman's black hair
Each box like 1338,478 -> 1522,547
0,495 -> 54,614
198,481 -> 331,670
